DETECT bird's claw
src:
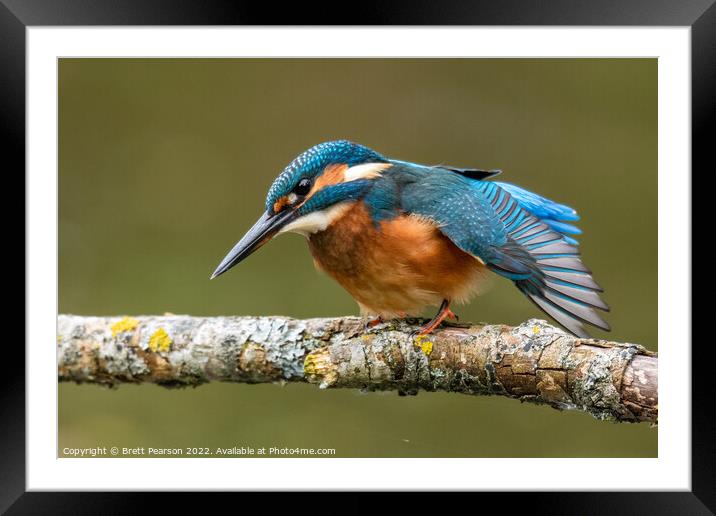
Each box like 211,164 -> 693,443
364,316 -> 383,332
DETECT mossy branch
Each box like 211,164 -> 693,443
58,314 -> 657,424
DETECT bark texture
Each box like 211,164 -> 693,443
58,314 -> 657,424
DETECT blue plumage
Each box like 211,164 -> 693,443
240,140 -> 610,337
266,140 -> 386,212
496,182 -> 582,244
367,152 -> 608,337
390,163 -> 510,260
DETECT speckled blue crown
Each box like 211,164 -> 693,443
265,140 -> 387,211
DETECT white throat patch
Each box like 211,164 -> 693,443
278,202 -> 353,236
277,163 -> 389,237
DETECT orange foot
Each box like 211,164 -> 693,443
414,299 -> 457,336
365,312 -> 408,330
365,316 -> 383,329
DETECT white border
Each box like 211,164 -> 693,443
28,27 -> 690,490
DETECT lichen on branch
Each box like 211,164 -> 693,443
58,314 -> 657,424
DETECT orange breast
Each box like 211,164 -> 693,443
307,202 -> 488,318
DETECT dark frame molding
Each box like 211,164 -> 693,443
4,0 -> 709,512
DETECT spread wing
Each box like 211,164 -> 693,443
399,167 -> 609,338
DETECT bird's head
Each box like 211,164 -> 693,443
211,140 -> 390,279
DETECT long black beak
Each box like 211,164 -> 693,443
210,209 -> 296,279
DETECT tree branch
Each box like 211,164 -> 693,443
58,314 -> 657,424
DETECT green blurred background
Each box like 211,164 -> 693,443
59,58 -> 657,458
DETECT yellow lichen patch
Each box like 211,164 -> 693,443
304,348 -> 337,387
148,328 -> 172,353
532,325 -> 540,334
304,352 -> 320,377
413,335 -> 433,356
111,316 -> 139,337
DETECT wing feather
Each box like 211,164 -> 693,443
395,164 -> 609,337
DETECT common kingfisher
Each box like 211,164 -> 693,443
211,140 -> 609,338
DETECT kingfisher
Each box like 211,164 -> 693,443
211,140 -> 609,338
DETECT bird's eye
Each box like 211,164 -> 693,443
293,178 -> 312,196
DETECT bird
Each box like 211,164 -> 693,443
211,140 -> 609,338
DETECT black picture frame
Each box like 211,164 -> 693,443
4,0 -> 710,512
